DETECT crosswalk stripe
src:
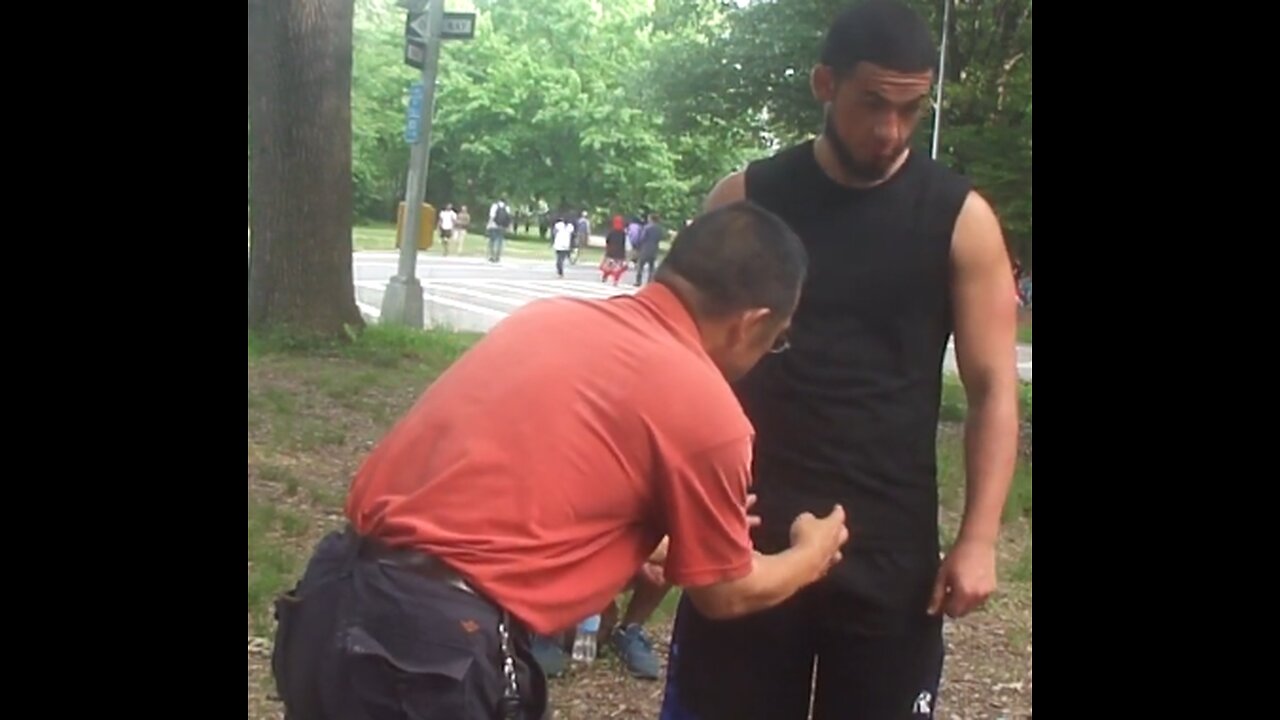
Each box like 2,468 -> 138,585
426,284 -> 533,307
512,280 -> 636,299
470,280 -> 565,299
357,278 -> 642,317
422,294 -> 510,318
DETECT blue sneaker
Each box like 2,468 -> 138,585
529,633 -> 567,678
612,623 -> 660,679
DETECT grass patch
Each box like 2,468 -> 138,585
262,414 -> 346,453
247,387 -> 297,440
296,420 -> 347,450
1008,623 -> 1031,655
941,375 -> 1033,425
306,484 -> 347,509
1017,324 -> 1032,345
249,325 -> 484,641
941,376 -> 968,423
1010,537 -> 1032,583
937,428 -> 967,511
249,387 -> 296,416
247,498 -> 310,636
313,367 -> 382,403
260,464 -> 300,496
1004,460 -> 1033,522
280,509 -> 311,538
248,324 -> 479,455
343,323 -> 480,368
247,317 -> 481,363
352,223 -> 397,250
937,427 -> 1033,531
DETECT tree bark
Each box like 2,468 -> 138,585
248,0 -> 363,337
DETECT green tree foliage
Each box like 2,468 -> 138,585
348,0 -> 1030,256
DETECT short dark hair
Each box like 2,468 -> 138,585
656,201 -> 807,318
820,0 -> 936,77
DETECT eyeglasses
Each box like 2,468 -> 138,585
769,331 -> 791,354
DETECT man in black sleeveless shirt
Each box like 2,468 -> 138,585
659,1 -> 1020,719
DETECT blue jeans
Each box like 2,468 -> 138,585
488,228 -> 506,261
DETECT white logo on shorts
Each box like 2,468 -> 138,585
913,690 -> 932,715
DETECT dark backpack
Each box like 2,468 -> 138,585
494,205 -> 512,228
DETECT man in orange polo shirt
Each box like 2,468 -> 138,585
270,200 -> 850,720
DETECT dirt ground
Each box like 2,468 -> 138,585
250,602 -> 1031,719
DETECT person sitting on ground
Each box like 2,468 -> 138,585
597,535 -> 673,679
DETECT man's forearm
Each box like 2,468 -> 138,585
683,547 -> 823,620
959,379 -> 1020,544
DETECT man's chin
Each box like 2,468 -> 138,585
841,153 -> 902,183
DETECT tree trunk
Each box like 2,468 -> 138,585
248,0 -> 363,337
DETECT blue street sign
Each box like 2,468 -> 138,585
405,82 -> 424,144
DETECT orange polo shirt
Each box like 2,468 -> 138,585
345,283 -> 756,634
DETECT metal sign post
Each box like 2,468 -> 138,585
381,3 -> 476,326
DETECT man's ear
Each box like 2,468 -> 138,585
728,308 -> 773,347
811,64 -> 835,103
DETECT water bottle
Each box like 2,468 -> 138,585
571,614 -> 600,663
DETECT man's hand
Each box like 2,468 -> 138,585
681,504 -> 847,621
788,504 -> 849,580
927,538 -> 997,618
746,493 -> 761,529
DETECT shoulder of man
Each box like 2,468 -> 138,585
908,152 -> 975,239
633,343 -> 753,453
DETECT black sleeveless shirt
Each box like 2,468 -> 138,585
737,140 -> 971,555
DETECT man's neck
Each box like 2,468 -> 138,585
812,135 -> 910,189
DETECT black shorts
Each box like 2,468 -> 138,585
271,529 -> 548,720
659,573 -> 944,720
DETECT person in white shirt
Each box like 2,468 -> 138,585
552,217 -> 574,277
437,204 -> 457,256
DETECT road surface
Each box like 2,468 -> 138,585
353,252 -> 1033,381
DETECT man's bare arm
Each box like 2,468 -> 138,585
928,190 -> 1020,617
951,191 -> 1021,546
683,505 -> 847,620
